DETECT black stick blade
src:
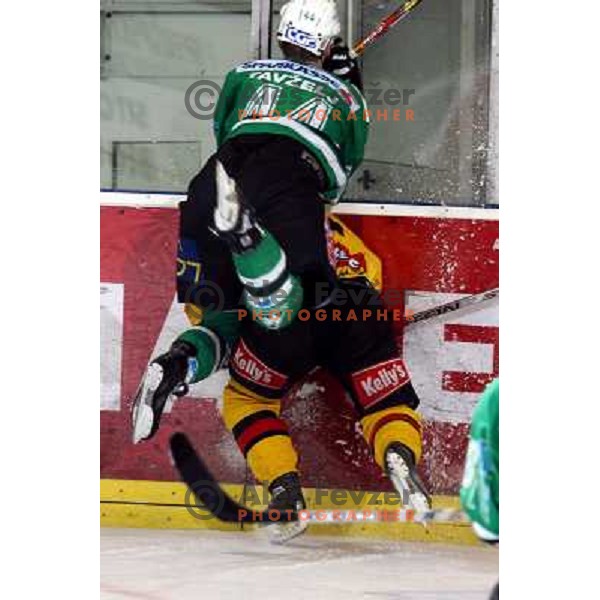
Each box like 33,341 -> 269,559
169,432 -> 262,523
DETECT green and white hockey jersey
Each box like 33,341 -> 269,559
460,378 -> 499,542
213,59 -> 370,201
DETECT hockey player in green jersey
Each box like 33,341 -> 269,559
133,0 -> 430,542
461,378 -> 499,598
461,378 -> 499,541
212,0 -> 429,529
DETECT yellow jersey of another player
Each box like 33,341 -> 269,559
327,214 -> 382,291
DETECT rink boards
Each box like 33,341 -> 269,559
100,194 -> 498,543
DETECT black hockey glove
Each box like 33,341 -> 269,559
323,38 -> 363,91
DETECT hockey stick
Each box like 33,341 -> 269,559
170,433 -> 467,525
405,287 -> 499,326
351,0 -> 425,58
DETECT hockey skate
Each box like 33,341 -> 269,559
385,443 -> 432,511
267,472 -> 309,544
131,341 -> 195,444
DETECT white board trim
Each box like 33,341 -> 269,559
100,191 -> 499,221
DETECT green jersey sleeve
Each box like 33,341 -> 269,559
460,378 -> 499,541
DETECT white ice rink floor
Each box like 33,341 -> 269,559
101,528 -> 498,599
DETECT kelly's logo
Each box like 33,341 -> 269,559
352,358 -> 410,408
231,339 -> 288,390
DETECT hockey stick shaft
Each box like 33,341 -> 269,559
351,0 -> 424,58
405,288 -> 499,326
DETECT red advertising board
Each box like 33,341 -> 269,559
101,204 -> 498,495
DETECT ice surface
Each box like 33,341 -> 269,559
101,529 -> 498,599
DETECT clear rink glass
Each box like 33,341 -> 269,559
100,1 -> 253,192
101,0 -> 497,207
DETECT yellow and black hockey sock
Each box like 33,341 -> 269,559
360,405 -> 423,470
222,380 -> 298,484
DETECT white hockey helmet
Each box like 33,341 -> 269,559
277,0 -> 341,57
